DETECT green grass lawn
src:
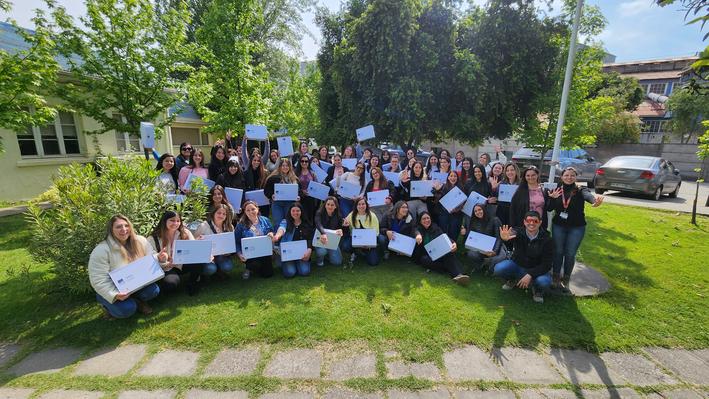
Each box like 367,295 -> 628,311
0,204 -> 707,362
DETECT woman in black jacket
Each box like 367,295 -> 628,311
216,159 -> 245,190
433,171 -> 465,241
460,203 -> 507,273
244,154 -> 269,216
414,212 -> 470,286
509,166 -> 550,230
364,167 -> 397,222
378,200 -> 422,259
208,145 -> 228,181
313,196 -> 346,266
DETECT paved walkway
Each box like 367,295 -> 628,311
0,202 -> 51,217
591,181 -> 709,216
1,343 -> 706,398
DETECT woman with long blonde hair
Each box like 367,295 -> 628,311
263,158 -> 299,224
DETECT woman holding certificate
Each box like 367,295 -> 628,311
496,162 -> 521,226
414,212 -> 470,286
364,167 -> 396,222
195,204 -> 235,279
335,162 -> 366,218
460,203 -> 506,273
342,198 -> 380,267
432,171 -> 465,241
399,161 -> 430,221
149,211 -> 205,296
274,203 -> 314,278
207,185 -> 236,219
378,201 -> 422,260
216,158 -> 245,191
295,156 -> 319,222
89,215 -> 162,319
264,159 -> 300,226
178,148 -> 209,192
314,197 -> 345,266
326,154 -> 349,183
155,153 -> 179,194
245,154 -> 269,216
234,201 -> 276,279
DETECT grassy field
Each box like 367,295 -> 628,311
0,204 -> 707,362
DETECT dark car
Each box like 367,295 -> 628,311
511,147 -> 601,185
377,143 -> 431,161
593,156 -> 682,201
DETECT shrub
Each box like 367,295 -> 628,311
27,156 -> 208,296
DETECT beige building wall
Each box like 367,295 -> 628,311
420,137 -> 523,162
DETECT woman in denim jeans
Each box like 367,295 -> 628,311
547,167 -> 604,293
274,203 -> 313,278
264,158 -> 300,225
313,197 -> 345,266
194,204 -> 235,279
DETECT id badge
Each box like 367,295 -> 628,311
559,211 -> 569,220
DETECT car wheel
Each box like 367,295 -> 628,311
594,187 -> 605,194
669,182 -> 680,198
651,185 -> 663,201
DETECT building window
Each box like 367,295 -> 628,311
641,120 -> 666,133
640,83 -> 649,93
648,83 -> 666,95
18,109 -> 82,157
171,127 -> 208,146
113,113 -> 141,152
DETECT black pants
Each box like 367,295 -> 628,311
416,252 -> 462,278
161,264 -> 204,292
246,256 -> 274,278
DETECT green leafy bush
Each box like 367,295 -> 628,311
27,156 -> 208,296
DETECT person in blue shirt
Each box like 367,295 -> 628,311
274,203 -> 314,278
234,201 -> 276,279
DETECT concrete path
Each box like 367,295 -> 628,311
1,344 -> 706,398
0,202 -> 51,217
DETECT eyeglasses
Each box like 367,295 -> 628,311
181,147 -> 193,151
524,218 -> 541,224
300,160 -> 309,164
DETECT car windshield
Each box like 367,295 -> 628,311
606,157 -> 655,168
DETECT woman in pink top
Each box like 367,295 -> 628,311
509,166 -> 551,229
178,148 -> 209,192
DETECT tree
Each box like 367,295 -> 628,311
0,6 -> 60,153
270,61 -> 321,138
666,89 -> 709,143
48,0 -> 193,157
596,110 -> 641,145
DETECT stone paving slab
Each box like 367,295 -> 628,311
138,349 -> 200,377
643,347 -> 709,385
453,390 -> 515,399
0,343 -> 21,368
185,390 -> 249,399
519,389 -> 576,399
258,393 -> 314,399
0,388 -> 35,399
74,344 -> 147,376
264,349 -> 322,379
646,389 -> 706,399
386,360 -> 441,381
204,348 -> 260,377
443,346 -> 506,382
581,388 -> 642,399
692,349 -> 709,363
36,390 -> 103,399
567,262 -> 610,297
322,388 -> 383,399
547,348 -> 625,386
326,353 -> 377,381
8,347 -> 82,376
600,352 -> 677,386
118,390 -> 176,399
493,347 -> 565,384
388,388 -> 450,399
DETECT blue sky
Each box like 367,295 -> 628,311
3,0 -> 706,63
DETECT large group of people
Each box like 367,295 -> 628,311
89,136 -> 603,319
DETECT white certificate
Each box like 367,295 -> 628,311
224,187 -> 244,212
311,163 -> 328,183
465,231 -> 497,253
543,182 -> 558,191
241,235 -> 273,259
424,233 -> 453,261
338,181 -> 361,200
319,161 -> 333,171
383,171 -> 400,187
462,191 -> 488,216
279,240 -> 308,262
139,122 -> 155,149
356,124 -> 376,142
277,136 -> 294,157
173,239 -> 212,264
184,174 -> 216,191
245,124 -> 268,141
450,158 -> 457,171
307,180 -> 330,201
351,228 -> 377,247
203,232 -> 237,256
367,190 -> 389,207
387,232 -> 415,257
497,184 -> 518,202
430,171 -> 448,183
274,183 -> 299,201
166,194 -> 185,204
312,229 -> 341,250
109,254 -> 164,295
440,186 -> 467,213
245,189 -> 270,206
341,158 -> 358,170
410,180 -> 435,197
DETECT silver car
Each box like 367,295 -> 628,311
593,156 -> 682,201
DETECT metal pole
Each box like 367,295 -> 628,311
549,0 -> 584,183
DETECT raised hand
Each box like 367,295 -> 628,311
499,225 -> 517,241
548,187 -> 563,199
592,195 -> 604,207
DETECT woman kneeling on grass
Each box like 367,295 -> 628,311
414,212 -> 470,286
195,204 -> 235,280
274,202 -> 314,278
89,215 -> 164,319
341,197 -> 380,267
234,201 -> 277,279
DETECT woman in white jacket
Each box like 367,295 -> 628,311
88,215 -> 166,319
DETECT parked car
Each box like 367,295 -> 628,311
378,143 -> 431,161
511,147 -> 601,185
593,156 -> 681,200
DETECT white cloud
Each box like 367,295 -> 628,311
617,0 -> 656,17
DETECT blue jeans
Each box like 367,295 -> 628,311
96,283 -> 160,319
552,224 -> 586,277
282,260 -> 311,277
339,198 -> 354,219
341,236 -> 380,266
314,247 -> 343,266
203,256 -> 235,276
436,211 -> 463,242
271,200 -> 294,225
493,260 -> 551,291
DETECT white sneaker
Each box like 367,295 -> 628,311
349,253 -> 356,267
453,274 -> 470,286
502,280 -> 515,290
383,251 -> 390,260
241,269 -> 251,280
532,287 -> 544,303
